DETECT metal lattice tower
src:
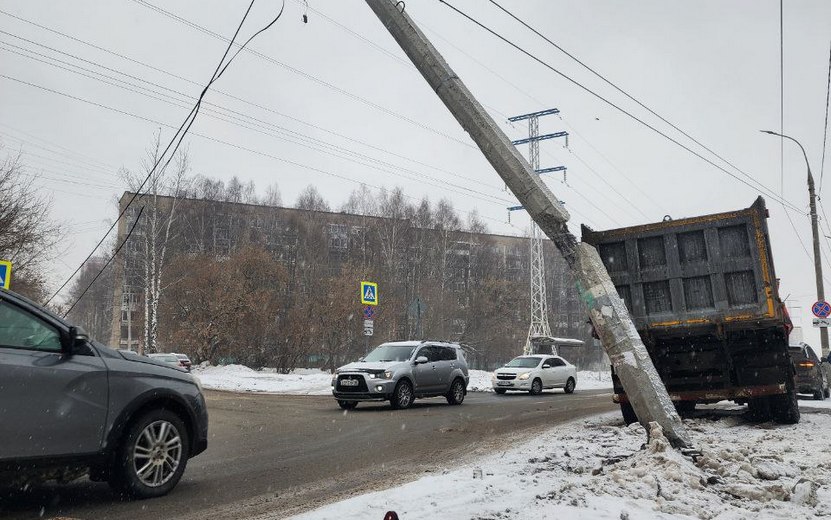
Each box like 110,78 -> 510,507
506,109 -> 568,355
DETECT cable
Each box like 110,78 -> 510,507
49,0 -> 286,306
0,11 -> 520,196
780,0 -> 785,199
820,41 -> 831,194
437,0 -> 805,214
64,206 -> 144,317
127,0 -> 477,151
0,31 -> 512,202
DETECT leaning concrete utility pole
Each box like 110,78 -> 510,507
366,0 -> 691,448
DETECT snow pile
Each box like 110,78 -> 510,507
194,365 -> 334,395
289,405 -> 831,519
195,366 -> 612,395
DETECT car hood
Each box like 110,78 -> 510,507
495,367 -> 537,375
338,361 -> 405,372
116,347 -> 188,373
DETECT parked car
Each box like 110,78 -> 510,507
148,352 -> 187,371
789,342 -> 829,400
332,340 -> 469,410
174,353 -> 192,372
492,354 -> 577,395
0,288 -> 208,498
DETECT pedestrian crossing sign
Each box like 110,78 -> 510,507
0,260 -> 11,290
360,281 -> 378,306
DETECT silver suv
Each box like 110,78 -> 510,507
332,341 -> 469,409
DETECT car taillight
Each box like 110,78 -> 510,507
798,361 -> 816,368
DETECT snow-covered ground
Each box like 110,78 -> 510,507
288,401 -> 831,520
194,365 -> 612,395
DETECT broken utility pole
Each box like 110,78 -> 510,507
365,0 -> 692,449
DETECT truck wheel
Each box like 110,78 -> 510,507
390,380 -> 414,410
529,378 -> 542,395
674,401 -> 696,417
619,402 -> 638,425
446,378 -> 466,405
338,400 -> 358,410
771,390 -> 800,424
747,397 -> 772,422
110,409 -> 190,499
564,378 -> 576,394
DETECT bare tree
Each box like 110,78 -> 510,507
0,150 -> 61,300
295,184 -> 330,212
262,182 -> 282,207
120,137 -> 190,354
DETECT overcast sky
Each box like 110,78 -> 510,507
1,0 -> 830,343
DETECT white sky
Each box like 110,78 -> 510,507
1,0 -> 830,345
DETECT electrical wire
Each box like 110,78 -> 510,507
820,41 -> 831,195
63,206 -> 144,317
50,0 -> 286,307
437,0 -> 805,214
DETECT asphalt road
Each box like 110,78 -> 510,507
1,388 -> 615,520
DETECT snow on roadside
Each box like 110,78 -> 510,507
194,365 -> 334,395
195,366 -> 612,395
288,404 -> 831,520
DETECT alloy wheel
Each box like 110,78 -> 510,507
132,420 -> 183,488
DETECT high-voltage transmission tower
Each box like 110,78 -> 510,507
507,108 -> 568,355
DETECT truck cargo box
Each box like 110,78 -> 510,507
581,196 -> 782,334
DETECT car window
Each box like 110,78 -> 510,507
0,301 -> 62,352
439,347 -> 457,361
417,346 -> 440,362
505,356 -> 541,368
550,357 -> 567,367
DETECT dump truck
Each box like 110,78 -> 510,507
582,197 -> 799,424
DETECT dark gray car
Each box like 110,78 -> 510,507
0,289 -> 208,498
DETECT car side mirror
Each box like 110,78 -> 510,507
414,356 -> 428,364
62,326 -> 89,353
358,357 -> 365,362
542,364 -> 551,369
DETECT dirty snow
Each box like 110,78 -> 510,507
195,365 -> 612,395
288,402 -> 831,520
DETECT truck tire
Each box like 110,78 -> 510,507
619,402 -> 638,425
747,397 -> 772,422
109,409 -> 190,499
771,390 -> 800,424
674,401 -> 696,417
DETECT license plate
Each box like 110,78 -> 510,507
341,379 -> 359,386
497,381 -> 512,386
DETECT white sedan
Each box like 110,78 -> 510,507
492,355 -> 577,395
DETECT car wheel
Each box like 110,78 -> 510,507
824,388 -> 830,399
390,380 -> 414,410
564,377 -> 576,394
494,389 -> 506,395
338,400 -> 358,410
110,409 -> 190,499
446,378 -> 466,405
814,390 -> 824,401
529,378 -> 542,395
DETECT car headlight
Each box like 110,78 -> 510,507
369,371 -> 393,380
518,372 -> 530,380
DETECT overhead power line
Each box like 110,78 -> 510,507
820,41 -> 831,194
437,0 -> 805,214
50,0 -> 286,307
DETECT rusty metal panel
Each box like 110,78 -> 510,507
581,197 -> 781,332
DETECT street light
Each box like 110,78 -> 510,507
761,129 -> 828,356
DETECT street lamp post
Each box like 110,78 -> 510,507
761,130 -> 828,357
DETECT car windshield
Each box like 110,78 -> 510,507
504,357 -> 541,368
152,354 -> 179,363
363,345 -> 416,362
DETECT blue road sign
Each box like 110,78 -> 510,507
812,300 -> 831,318
360,281 -> 378,306
0,260 -> 10,290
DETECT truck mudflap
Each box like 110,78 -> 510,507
614,382 -> 787,404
